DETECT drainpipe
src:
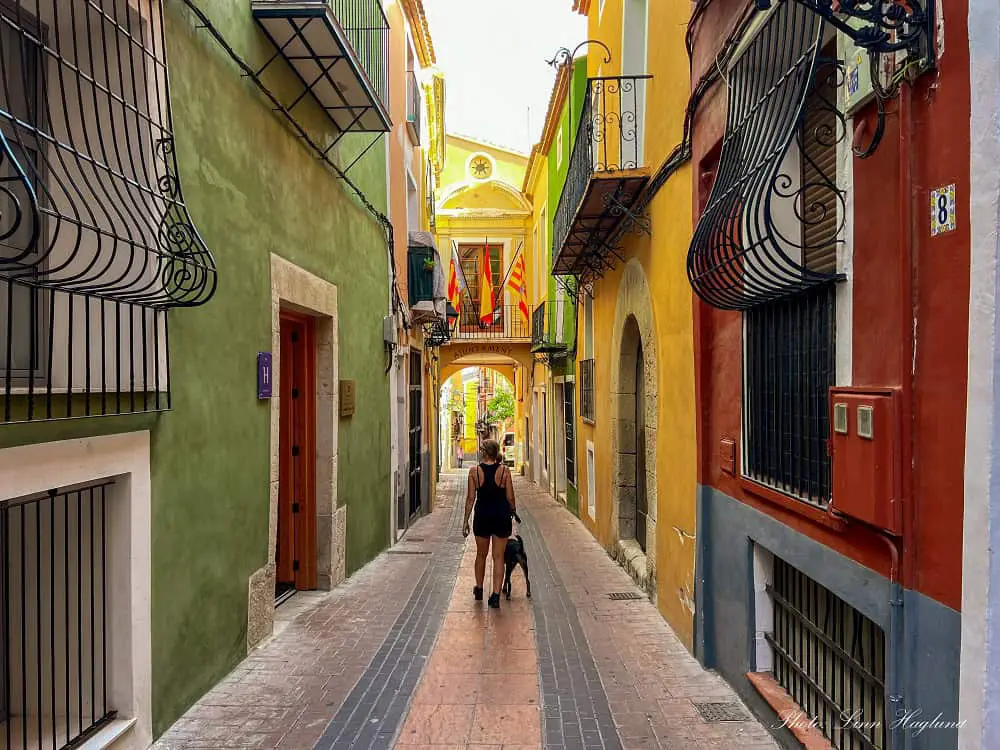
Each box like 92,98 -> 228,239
880,531 -> 905,749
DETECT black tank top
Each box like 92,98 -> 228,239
475,463 -> 508,515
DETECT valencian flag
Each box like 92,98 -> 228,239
447,251 -> 461,312
479,246 -> 495,327
507,252 -> 530,325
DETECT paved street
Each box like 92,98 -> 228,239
155,475 -> 778,750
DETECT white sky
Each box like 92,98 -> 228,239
423,0 -> 587,154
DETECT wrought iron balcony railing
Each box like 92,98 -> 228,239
449,303 -> 531,342
531,301 -> 567,353
407,70 -> 421,144
552,75 -> 652,279
252,0 -> 391,133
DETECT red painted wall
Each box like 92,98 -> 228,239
690,0 -> 970,611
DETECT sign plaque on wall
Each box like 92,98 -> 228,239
340,380 -> 356,417
930,184 -> 957,237
257,353 -> 272,399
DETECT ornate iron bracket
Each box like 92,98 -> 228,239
546,40 -> 612,69
602,191 -> 651,238
754,0 -> 933,57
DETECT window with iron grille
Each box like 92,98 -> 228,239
563,380 -> 576,486
742,36 -> 841,506
0,1 -> 217,424
580,359 -> 595,422
767,556 -> 886,750
1,482 -> 116,748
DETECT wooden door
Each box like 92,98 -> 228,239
277,313 -> 317,592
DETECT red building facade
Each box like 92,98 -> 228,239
688,2 -> 969,748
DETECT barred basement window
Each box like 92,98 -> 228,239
1,482 -> 115,749
767,557 -> 887,750
0,0 -> 217,424
563,380 -> 575,487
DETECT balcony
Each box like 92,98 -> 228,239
531,302 -> 568,355
407,70 -> 421,144
552,75 -> 652,281
251,0 -> 391,133
407,232 -> 445,325
449,303 -> 531,342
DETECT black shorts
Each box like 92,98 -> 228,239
473,509 -> 512,540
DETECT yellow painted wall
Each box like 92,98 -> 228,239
441,135 -> 528,191
573,0 -> 697,648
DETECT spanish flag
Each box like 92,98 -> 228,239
507,252 -> 530,325
447,254 -> 461,311
479,247 -> 495,327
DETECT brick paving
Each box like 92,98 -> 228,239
518,481 -> 780,750
153,475 -> 466,750
154,473 -> 780,750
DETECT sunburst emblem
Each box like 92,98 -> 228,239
470,156 -> 492,179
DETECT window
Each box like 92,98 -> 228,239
556,129 -> 564,168
458,244 -> 503,327
563,379 -> 576,486
583,293 -> 594,358
586,442 -> 596,518
2,482 -> 115,748
766,554 -> 886,750
742,38 -> 841,506
580,359 -> 595,423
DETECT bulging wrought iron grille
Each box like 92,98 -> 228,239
0,0 -> 216,423
687,3 -> 845,311
767,556 -> 887,750
1,481 -> 115,750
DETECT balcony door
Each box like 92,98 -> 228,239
458,244 -> 503,332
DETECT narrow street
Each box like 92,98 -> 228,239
155,475 -> 778,750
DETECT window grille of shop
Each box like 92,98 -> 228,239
0,1 -> 217,423
1,481 -> 116,749
580,359 -> 595,422
767,557 -> 886,750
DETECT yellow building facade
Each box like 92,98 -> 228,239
434,135 -> 537,474
550,0 -> 698,646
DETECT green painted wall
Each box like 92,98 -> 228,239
546,57 -> 587,347
153,3 -> 390,735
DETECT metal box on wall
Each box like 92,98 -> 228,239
829,387 -> 903,535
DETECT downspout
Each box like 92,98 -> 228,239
880,531 -> 904,748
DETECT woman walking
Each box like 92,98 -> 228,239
462,439 -> 517,609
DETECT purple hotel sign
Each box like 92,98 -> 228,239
257,352 -> 272,399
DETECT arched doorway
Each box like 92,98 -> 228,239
610,259 -> 658,594
617,316 -> 649,553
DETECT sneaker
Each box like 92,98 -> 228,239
473,586 -> 483,601
488,593 -> 500,609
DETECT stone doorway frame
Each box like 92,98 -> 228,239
610,259 -> 658,594
247,254 -> 345,652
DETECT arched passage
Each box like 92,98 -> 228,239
610,259 -> 658,593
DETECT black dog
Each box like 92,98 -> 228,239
503,512 -> 531,600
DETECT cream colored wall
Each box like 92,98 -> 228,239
574,0 -> 697,647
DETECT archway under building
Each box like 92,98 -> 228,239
439,365 -> 520,472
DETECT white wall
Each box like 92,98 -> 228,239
960,2 -> 1000,747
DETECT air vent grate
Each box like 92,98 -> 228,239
694,702 -> 750,723
608,592 -> 643,601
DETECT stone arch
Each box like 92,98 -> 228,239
610,259 -> 658,595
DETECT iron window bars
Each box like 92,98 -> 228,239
1,481 -> 115,750
580,358 -> 594,422
552,75 -> 651,285
744,282 -> 836,505
0,0 -> 217,424
251,0 -> 391,137
687,3 -> 847,311
767,556 -> 887,750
